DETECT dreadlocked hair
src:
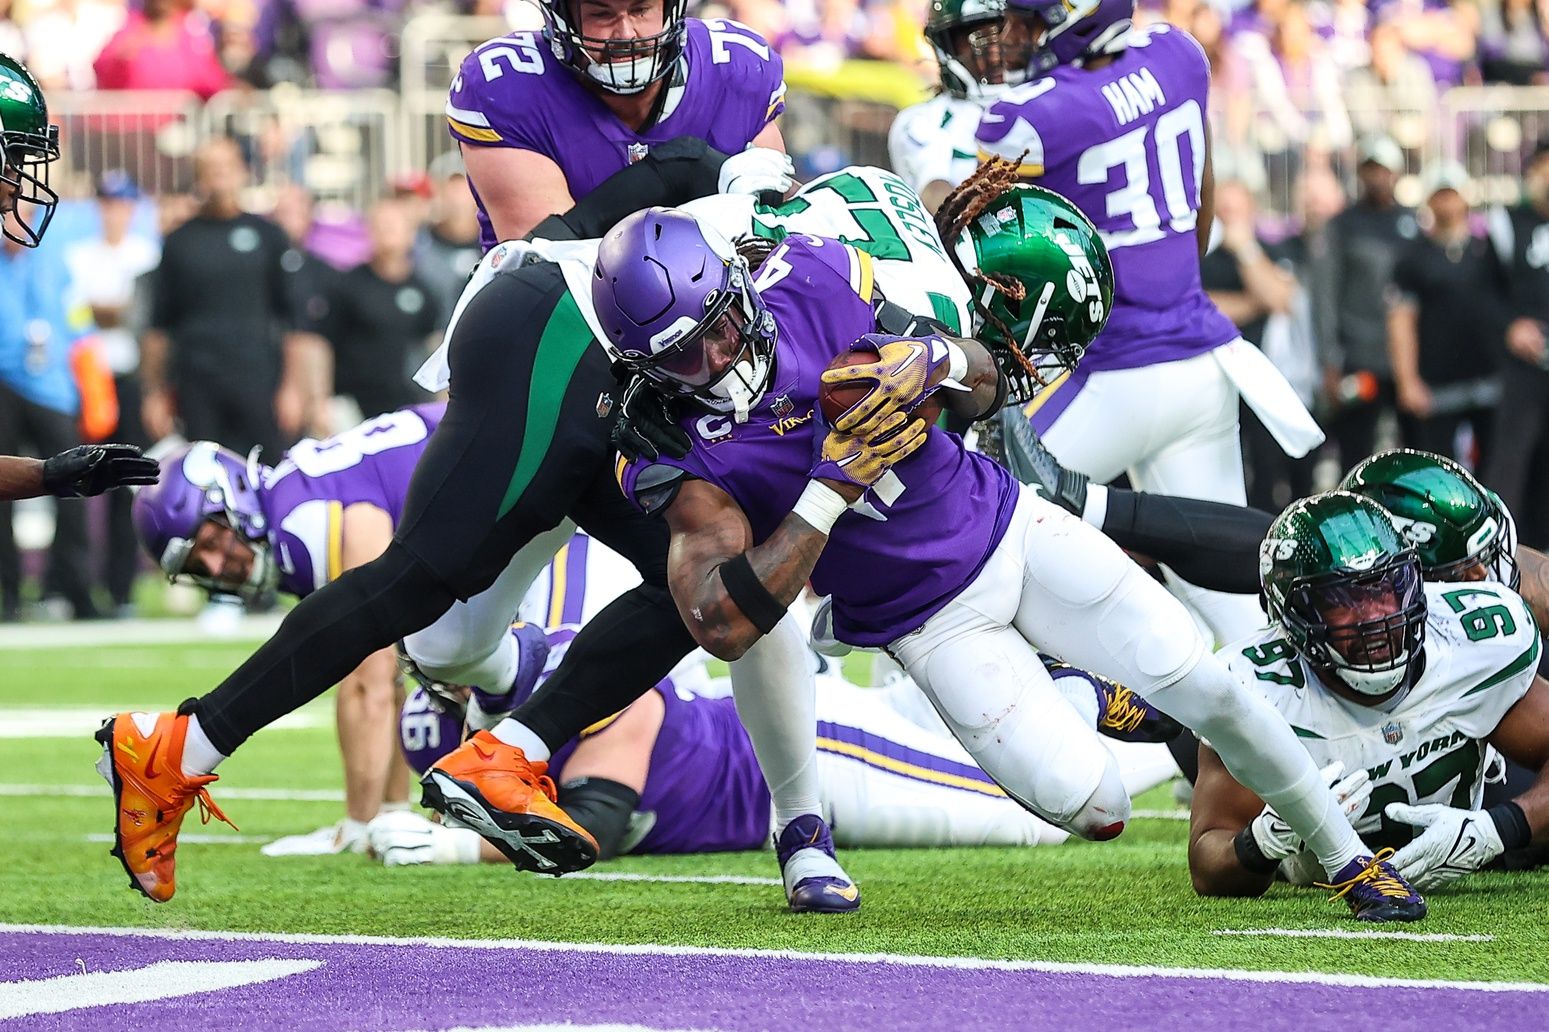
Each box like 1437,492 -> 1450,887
934,153 -> 1052,405
734,234 -> 779,272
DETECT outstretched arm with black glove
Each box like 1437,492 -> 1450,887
997,408 -> 1273,594
0,444 -> 159,501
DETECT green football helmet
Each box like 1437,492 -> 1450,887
926,0 -> 1010,101
1260,491 -> 1427,697
950,182 -> 1113,402
0,52 -> 60,248
1340,449 -> 1519,590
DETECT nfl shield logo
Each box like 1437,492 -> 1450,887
596,392 -> 613,418
627,142 -> 650,164
1382,721 -> 1403,745
772,394 -> 794,418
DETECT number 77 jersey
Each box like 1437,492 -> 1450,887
1222,580 -> 1542,863
975,24 -> 1238,372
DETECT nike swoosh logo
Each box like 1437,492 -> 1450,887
140,735 -> 164,780
825,883 -> 859,901
897,342 -> 926,376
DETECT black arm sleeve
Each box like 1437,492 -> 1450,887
1100,490 -> 1275,594
557,776 -> 642,860
529,136 -> 731,242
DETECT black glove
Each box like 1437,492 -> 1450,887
612,377 -> 691,463
41,444 -> 160,498
995,409 -> 1088,516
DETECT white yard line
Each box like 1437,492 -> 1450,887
1214,928 -> 1494,943
3,924 -> 1543,994
81,833 -> 275,846
0,709 -> 328,739
0,959 -> 320,1019
560,872 -> 782,887
1131,809 -> 1189,821
0,616 -> 284,649
0,783 -> 345,802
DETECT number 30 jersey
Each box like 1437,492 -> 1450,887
258,404 -> 444,597
976,25 -> 1238,371
1223,581 -> 1542,871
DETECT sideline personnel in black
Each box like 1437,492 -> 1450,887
140,137 -> 303,457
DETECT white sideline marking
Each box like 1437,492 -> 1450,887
82,833 -> 274,846
0,615 -> 284,649
0,709 -> 327,739
1214,928 -> 1495,943
0,784 -> 345,802
412,1025 -> 713,1032
3,924 -> 1544,994
0,958 -> 320,1019
1131,809 -> 1188,821
562,872 -> 782,887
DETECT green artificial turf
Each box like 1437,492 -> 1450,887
3,640 -> 1546,985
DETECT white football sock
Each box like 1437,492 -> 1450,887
490,718 -> 551,762
1147,653 -> 1363,877
180,712 -> 227,777
1052,671 -> 1101,727
729,614 -> 822,830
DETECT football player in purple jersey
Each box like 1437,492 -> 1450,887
129,406 -> 448,854
593,206 -> 1428,922
447,0 -> 793,245
975,0 -> 1325,645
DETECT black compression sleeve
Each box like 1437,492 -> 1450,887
193,542 -> 457,755
719,553 -> 787,634
558,777 -> 642,860
1100,490 -> 1275,594
529,137 -> 731,241
510,582 -> 696,750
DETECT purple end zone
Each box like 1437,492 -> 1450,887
0,928 -> 1542,1032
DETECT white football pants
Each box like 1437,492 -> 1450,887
1032,346 -> 1265,644
888,486 -> 1363,874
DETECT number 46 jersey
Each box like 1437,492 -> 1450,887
1223,581 -> 1542,873
976,25 -> 1237,372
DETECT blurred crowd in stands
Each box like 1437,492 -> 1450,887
5,0 -> 1549,620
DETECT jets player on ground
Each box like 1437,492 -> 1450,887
889,0 -> 1011,213
596,206 -> 1426,921
129,408 -> 450,854
1189,493 -> 1546,898
976,0 -> 1324,643
448,0 -> 792,245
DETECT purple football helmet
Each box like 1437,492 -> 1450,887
131,441 -> 279,601
540,0 -> 689,95
592,207 -> 778,423
399,687 -> 466,776
1004,0 -> 1134,79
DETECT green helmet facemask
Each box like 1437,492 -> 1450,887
0,53 -> 60,248
1340,449 -> 1519,591
949,181 -> 1113,403
1260,491 -> 1427,698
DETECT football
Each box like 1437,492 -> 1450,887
818,348 -> 943,427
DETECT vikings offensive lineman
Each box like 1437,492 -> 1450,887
597,207 -> 1426,921
889,0 -> 1011,212
1191,493 -> 1546,898
976,4 -> 1324,642
448,0 -> 792,245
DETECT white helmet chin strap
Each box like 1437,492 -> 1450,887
1334,662 -> 1410,698
584,51 -> 660,94
705,355 -> 769,424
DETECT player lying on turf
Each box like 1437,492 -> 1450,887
592,205 -> 1426,921
371,533 -> 1181,865
1189,492 -> 1547,896
130,408 -> 453,854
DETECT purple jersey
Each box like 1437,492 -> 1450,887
258,404 -> 444,597
976,25 -> 1238,371
519,628 -> 771,855
446,19 -> 787,252
618,236 -> 1018,647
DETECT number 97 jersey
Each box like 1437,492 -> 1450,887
976,25 -> 1237,371
1223,581 -> 1542,870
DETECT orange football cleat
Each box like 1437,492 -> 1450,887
94,712 -> 235,902
420,731 -> 598,874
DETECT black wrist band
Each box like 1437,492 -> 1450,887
977,370 -> 1009,420
1487,800 -> 1533,851
1233,825 -> 1282,875
719,553 -> 787,635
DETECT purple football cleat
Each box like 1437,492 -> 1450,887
1319,849 -> 1427,923
1043,661 -> 1184,744
776,814 -> 860,914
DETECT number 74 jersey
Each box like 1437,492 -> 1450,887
1223,581 -> 1542,861
976,25 -> 1237,371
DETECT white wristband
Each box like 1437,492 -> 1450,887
792,480 -> 849,534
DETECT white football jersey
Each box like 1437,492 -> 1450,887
887,93 -> 986,198
683,165 -> 975,336
1222,581 -> 1542,882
